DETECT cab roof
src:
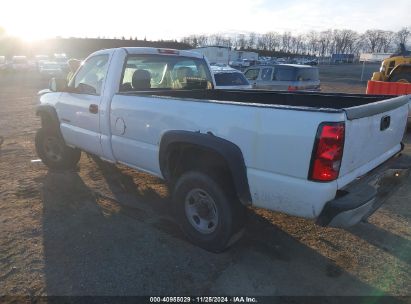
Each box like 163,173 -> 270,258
121,47 -> 204,59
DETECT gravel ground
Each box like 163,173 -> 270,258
0,67 -> 410,297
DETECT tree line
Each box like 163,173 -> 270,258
180,27 -> 411,57
0,36 -> 190,58
1,25 -> 410,58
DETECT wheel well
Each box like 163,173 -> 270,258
38,112 -> 54,129
166,144 -> 235,192
36,108 -> 60,131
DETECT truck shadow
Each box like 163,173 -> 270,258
40,165 -> 393,296
348,221 -> 411,266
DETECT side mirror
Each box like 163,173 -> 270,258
49,78 -> 68,92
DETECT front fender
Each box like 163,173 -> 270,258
36,104 -> 60,131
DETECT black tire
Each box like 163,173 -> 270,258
35,128 -> 81,170
173,171 -> 245,252
390,72 -> 411,83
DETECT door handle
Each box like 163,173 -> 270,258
89,104 -> 98,114
380,115 -> 390,131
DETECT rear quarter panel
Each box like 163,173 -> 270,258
110,95 -> 345,218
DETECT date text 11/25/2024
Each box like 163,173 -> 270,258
149,296 -> 258,303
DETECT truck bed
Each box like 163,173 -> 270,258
127,89 -> 407,119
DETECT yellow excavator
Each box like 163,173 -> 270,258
371,44 -> 411,83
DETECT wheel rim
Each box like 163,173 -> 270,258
184,188 -> 219,234
43,136 -> 63,162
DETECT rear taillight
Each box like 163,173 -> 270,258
288,86 -> 298,91
309,122 -> 345,182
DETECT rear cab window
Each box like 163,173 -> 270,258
120,55 -> 213,91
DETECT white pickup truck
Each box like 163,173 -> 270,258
36,47 -> 411,252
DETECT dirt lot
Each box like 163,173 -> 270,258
0,66 -> 410,297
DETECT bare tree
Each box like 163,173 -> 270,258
212,34 -> 228,46
290,35 -> 305,54
318,30 -> 333,57
235,34 -> 247,50
180,35 -> 203,48
380,31 -> 395,53
246,32 -> 257,49
180,26 -> 408,56
395,27 -> 410,47
281,31 -> 292,52
306,31 -> 319,55
257,34 -> 267,50
332,29 -> 358,54
363,29 -> 385,52
197,35 -> 208,47
264,31 -> 281,51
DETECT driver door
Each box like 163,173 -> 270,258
56,54 -> 109,156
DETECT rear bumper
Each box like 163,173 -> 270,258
317,151 -> 411,228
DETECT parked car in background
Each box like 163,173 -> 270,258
39,61 -> 63,79
11,56 -> 29,71
229,59 -> 246,68
211,66 -> 252,89
244,64 -> 321,91
305,59 -> 318,66
297,58 -> 319,66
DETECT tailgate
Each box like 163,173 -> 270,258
338,95 -> 409,187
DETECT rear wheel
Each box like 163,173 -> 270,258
35,128 -> 81,170
173,171 -> 245,252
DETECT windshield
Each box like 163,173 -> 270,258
120,55 -> 213,91
214,72 -> 249,86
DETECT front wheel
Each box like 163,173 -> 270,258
173,171 -> 245,252
35,128 -> 81,170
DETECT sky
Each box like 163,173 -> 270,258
1,0 -> 410,41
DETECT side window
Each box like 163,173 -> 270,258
244,69 -> 260,81
387,61 -> 396,74
70,55 -> 109,95
274,67 -> 295,81
261,68 -> 273,81
272,68 -> 277,80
